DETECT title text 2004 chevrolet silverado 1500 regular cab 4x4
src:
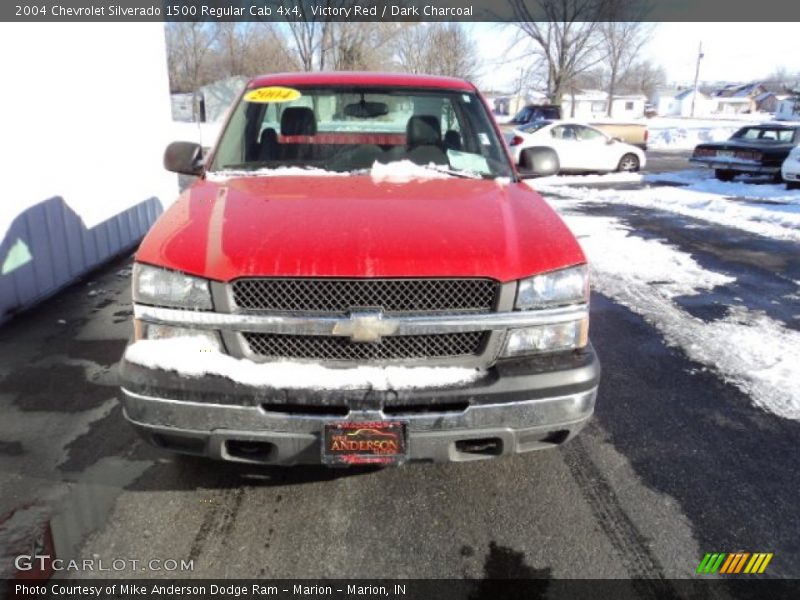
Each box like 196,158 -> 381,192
119,72 -> 600,466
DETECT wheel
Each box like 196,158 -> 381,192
787,181 -> 800,190
617,153 -> 640,172
519,147 -> 560,177
714,169 -> 736,181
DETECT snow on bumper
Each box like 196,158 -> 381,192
119,345 -> 600,465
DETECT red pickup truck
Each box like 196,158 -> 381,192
119,72 -> 600,466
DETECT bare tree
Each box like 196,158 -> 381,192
508,0 -> 608,104
212,22 -> 252,79
395,24 -> 479,81
327,23 -> 403,71
600,21 -> 651,115
165,23 -> 218,92
239,23 -> 299,76
427,24 -> 480,81
620,60 -> 666,99
165,23 -> 218,118
394,24 -> 430,74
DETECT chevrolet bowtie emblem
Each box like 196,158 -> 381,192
332,311 -> 399,343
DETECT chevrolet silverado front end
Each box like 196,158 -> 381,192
119,72 -> 600,466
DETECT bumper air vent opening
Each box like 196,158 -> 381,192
540,430 -> 570,445
151,433 -> 206,456
455,437 -> 503,456
260,403 -> 350,417
383,401 -> 469,416
225,440 -> 276,462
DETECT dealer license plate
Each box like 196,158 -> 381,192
322,421 -> 408,466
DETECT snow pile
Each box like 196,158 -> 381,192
645,117 -> 751,151
207,166 -> 341,181
539,183 -> 800,242
563,213 -> 800,420
569,215 -> 734,297
370,160 -> 452,183
529,172 -> 643,187
125,338 -> 483,391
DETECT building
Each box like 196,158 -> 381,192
562,90 -> 645,120
714,96 -> 753,115
775,97 -> 800,120
652,88 -> 715,117
0,23 -> 176,325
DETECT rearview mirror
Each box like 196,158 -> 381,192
164,141 -> 204,176
344,101 -> 389,119
519,147 -> 559,177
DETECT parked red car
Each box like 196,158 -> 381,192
120,72 -> 600,466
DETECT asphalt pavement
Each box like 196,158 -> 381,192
1,179 -> 799,589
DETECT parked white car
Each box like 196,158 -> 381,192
782,145 -> 800,190
508,121 -> 646,174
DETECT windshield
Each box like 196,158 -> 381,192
731,127 -> 797,143
210,85 -> 513,179
519,121 -> 552,133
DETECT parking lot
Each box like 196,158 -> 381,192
1,151 -> 799,587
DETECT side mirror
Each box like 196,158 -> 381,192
519,147 -> 559,177
164,141 -> 204,176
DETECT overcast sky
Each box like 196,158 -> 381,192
472,22 -> 800,91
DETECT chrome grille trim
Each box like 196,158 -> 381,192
230,278 -> 499,314
134,304 -> 589,335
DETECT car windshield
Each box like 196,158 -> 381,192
519,121 -> 552,133
731,127 -> 796,143
210,85 -> 513,179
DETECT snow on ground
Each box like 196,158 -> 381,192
645,115 -> 781,151
528,172 -> 643,186
561,212 -> 800,420
646,171 -> 800,203
536,179 -> 800,242
169,121 -> 224,148
125,338 -> 483,391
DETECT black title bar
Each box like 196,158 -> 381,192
4,0 -> 800,22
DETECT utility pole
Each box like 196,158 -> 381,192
690,42 -> 704,118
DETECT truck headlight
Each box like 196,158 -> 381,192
501,318 -> 589,357
515,265 -> 588,309
132,263 -> 213,310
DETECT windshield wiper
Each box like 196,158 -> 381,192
424,165 -> 488,180
219,161 -> 295,170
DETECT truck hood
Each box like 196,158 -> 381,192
136,175 -> 585,283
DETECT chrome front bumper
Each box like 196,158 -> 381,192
122,385 -> 597,465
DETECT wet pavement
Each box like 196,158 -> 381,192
1,189 -> 799,586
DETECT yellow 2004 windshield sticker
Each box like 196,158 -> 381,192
244,86 -> 301,103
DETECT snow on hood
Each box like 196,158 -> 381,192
207,160 -> 471,184
369,160 -> 453,184
207,166 -> 341,181
125,338 -> 484,391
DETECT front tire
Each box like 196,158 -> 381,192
617,153 -> 640,172
715,169 -> 736,181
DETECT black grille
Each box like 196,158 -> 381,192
243,332 -> 486,361
231,278 -> 498,314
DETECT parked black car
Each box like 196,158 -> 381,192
508,104 -> 563,126
690,124 -> 800,181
